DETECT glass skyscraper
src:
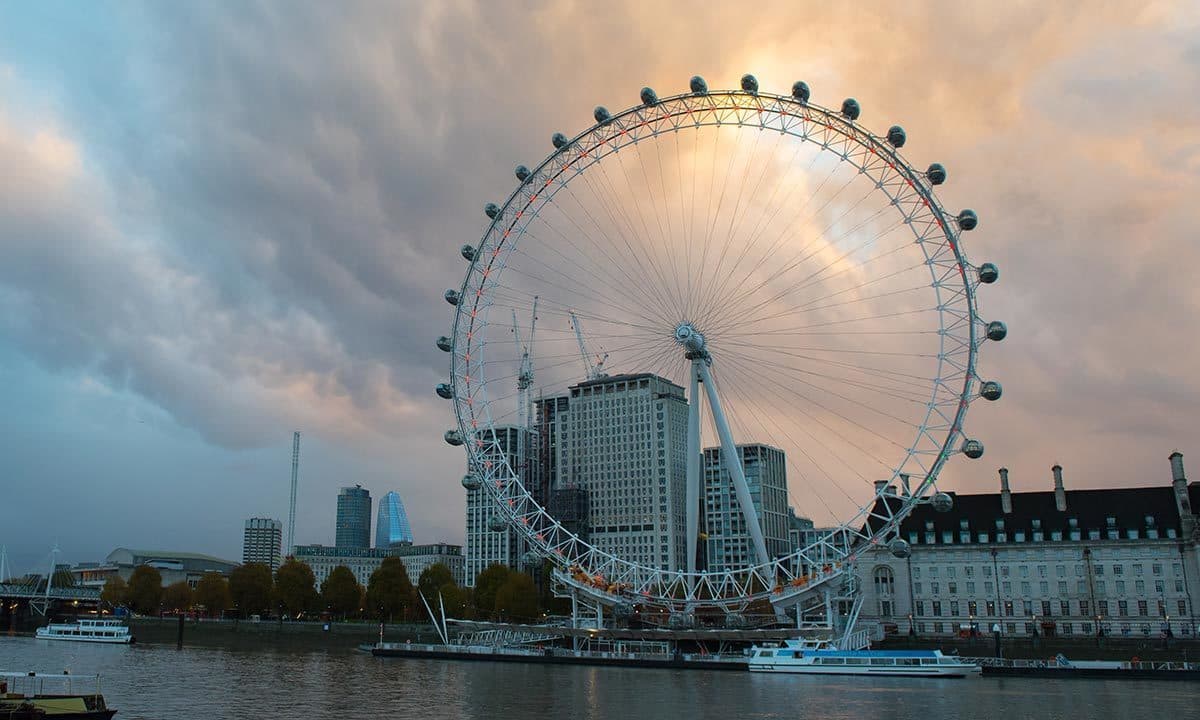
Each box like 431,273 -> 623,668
375,491 -> 414,548
335,485 -> 372,549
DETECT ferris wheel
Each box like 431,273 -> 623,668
437,75 -> 1005,613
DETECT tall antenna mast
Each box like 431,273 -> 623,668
288,431 -> 300,556
0,544 -> 7,584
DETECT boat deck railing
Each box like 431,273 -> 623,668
0,672 -> 102,697
375,642 -> 747,664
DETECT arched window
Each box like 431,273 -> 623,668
873,566 -> 896,597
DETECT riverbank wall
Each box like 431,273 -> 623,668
122,618 -> 445,650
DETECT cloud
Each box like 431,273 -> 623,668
1,0 -> 1198,563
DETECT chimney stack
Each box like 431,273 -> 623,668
999,468 -> 1012,514
1052,464 -> 1066,512
1170,452 -> 1193,523
899,473 -> 912,497
874,479 -> 888,494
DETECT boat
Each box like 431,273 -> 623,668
35,618 -> 133,645
748,638 -> 980,677
0,671 -> 117,718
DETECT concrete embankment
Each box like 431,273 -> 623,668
126,618 -> 445,650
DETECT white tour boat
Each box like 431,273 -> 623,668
36,618 -> 133,645
749,639 -> 980,678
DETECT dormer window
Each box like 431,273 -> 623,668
1145,515 -> 1155,527
996,519 -> 1005,530
1106,516 -> 1116,527
1068,517 -> 1078,528
960,519 -> 969,530
1032,519 -> 1042,530
925,520 -> 935,531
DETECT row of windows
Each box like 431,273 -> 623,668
911,562 -> 1180,580
907,597 -> 1189,618
909,527 -> 1178,545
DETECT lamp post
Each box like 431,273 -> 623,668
1095,615 -> 1104,647
991,623 -> 1002,658
908,613 -> 915,638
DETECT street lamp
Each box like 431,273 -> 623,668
991,623 -> 1002,658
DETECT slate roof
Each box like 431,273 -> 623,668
864,482 -> 1198,540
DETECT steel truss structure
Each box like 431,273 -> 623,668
439,77 -> 1004,613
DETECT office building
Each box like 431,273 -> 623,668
464,425 -> 532,585
703,444 -> 789,571
295,542 -> 464,589
335,485 -> 372,549
376,492 -> 414,548
242,517 -> 283,571
856,453 -> 1200,639
556,373 -> 689,571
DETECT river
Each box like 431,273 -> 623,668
0,636 -> 1193,719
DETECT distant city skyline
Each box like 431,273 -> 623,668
3,2 -> 1199,571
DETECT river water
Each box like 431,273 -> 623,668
0,636 -> 1193,719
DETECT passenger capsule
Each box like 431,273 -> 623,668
488,515 -> 508,532
460,244 -> 477,261
521,551 -> 540,567
461,474 -> 481,491
958,209 -> 978,231
484,202 -> 500,219
931,492 -> 954,513
551,132 -> 569,149
886,125 -> 906,148
640,87 -> 658,106
444,430 -> 464,446
980,380 -> 1003,401
436,383 -> 453,399
961,438 -> 985,459
841,98 -> 861,120
689,75 -> 708,94
444,289 -> 460,306
791,81 -> 811,103
986,320 -> 1008,342
927,163 -> 947,185
978,262 -> 999,284
740,74 -> 759,94
593,106 -> 612,124
889,538 -> 911,559
515,165 -> 531,182
436,336 -> 452,352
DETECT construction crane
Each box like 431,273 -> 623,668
512,297 -> 538,429
569,310 -> 609,382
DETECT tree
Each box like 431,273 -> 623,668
494,572 -> 538,622
100,575 -> 128,609
275,559 -> 318,616
439,581 -> 471,620
193,572 -> 231,617
417,563 -> 456,610
163,581 -> 194,612
366,557 -> 414,622
126,565 -> 163,614
229,562 -> 274,616
321,566 -> 361,618
494,571 -> 537,619
472,563 -> 511,618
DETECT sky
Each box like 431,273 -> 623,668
1,1 -> 1198,574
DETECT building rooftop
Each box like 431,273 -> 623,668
864,481 -> 1198,540
571,372 -> 684,393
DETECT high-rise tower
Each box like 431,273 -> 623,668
335,485 -> 372,549
375,492 -> 414,548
